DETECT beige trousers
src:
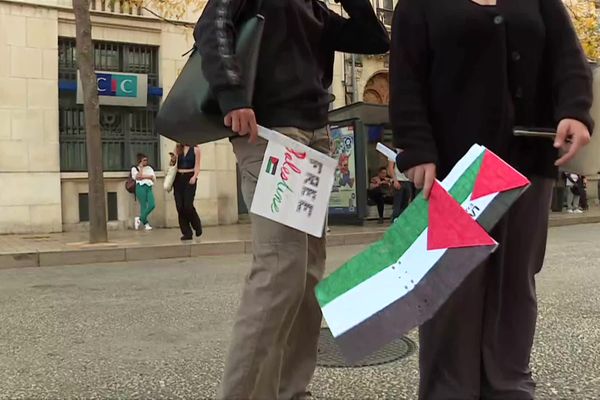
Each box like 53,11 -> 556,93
219,127 -> 330,400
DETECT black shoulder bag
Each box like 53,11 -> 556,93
155,1 -> 264,145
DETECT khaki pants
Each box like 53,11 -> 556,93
418,177 -> 554,400
219,127 -> 330,400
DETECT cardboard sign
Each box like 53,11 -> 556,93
251,127 -> 337,238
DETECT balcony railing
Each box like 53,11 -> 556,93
90,0 -> 145,16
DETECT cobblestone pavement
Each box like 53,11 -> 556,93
1,224 -> 599,399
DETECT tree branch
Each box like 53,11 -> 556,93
141,6 -> 194,27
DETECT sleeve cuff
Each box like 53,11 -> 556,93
395,149 -> 438,172
556,110 -> 595,137
216,87 -> 251,116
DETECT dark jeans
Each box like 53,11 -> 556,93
418,178 -> 554,400
174,172 -> 202,237
392,182 -> 413,221
367,188 -> 385,219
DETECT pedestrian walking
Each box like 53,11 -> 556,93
194,0 -> 389,398
132,153 -> 156,231
390,1 -> 593,399
173,143 -> 203,241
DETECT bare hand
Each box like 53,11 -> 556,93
393,181 -> 401,190
406,163 -> 436,200
554,118 -> 591,166
189,176 -> 197,185
224,108 -> 258,143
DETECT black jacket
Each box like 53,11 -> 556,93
390,0 -> 594,178
194,0 -> 390,130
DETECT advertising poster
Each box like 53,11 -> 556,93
329,124 -> 357,215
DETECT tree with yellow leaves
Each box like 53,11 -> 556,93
564,0 -> 600,60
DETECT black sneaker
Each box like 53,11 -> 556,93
195,229 -> 202,237
180,235 -> 193,241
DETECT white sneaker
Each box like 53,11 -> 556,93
144,223 -> 153,231
134,217 -> 141,230
567,209 -> 574,214
574,209 -> 584,214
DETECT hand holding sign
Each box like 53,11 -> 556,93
251,127 -> 337,238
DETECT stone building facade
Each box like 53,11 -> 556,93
0,0 -> 394,234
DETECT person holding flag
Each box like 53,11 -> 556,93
389,0 -> 593,398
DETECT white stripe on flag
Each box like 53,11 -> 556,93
460,192 -> 497,220
322,230 -> 445,337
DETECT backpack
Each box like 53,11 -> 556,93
125,166 -> 139,194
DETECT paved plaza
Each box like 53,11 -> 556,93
1,224 -> 599,399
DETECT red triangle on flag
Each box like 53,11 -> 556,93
470,150 -> 530,201
427,181 -> 496,251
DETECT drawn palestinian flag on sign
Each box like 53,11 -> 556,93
315,144 -> 530,362
265,156 -> 279,175
441,144 -> 530,231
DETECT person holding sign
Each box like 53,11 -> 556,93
389,1 -> 593,399
194,0 -> 389,398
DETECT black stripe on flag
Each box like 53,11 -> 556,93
334,244 -> 496,363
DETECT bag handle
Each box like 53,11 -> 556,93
237,0 -> 264,23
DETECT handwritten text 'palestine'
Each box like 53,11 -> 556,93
271,148 -> 325,217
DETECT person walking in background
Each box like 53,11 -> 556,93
368,167 -> 392,224
390,0 -> 592,398
194,0 -> 389,398
565,172 -> 583,213
388,150 -> 413,223
174,143 -> 203,241
132,153 -> 156,231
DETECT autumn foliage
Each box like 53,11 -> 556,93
564,0 -> 600,60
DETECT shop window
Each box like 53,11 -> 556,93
58,38 -> 160,171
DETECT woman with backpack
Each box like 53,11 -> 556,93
132,153 -> 156,230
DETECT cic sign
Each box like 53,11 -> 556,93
77,71 -> 148,107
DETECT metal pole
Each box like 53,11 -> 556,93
351,53 -> 358,103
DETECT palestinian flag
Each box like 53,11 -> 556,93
265,156 -> 279,175
316,181 -> 498,362
315,145 -> 530,362
441,144 -> 530,231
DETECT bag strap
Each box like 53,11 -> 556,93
186,0 -> 264,57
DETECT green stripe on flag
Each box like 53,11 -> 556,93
449,152 -> 484,204
316,196 -> 429,307
316,151 -> 485,308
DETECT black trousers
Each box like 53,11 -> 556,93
368,188 -> 385,218
392,182 -> 413,221
173,172 -> 202,237
419,177 -> 554,400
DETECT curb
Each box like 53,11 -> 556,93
1,216 -> 597,269
0,231 -> 386,269
548,214 -> 600,227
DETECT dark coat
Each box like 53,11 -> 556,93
390,0 -> 594,178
